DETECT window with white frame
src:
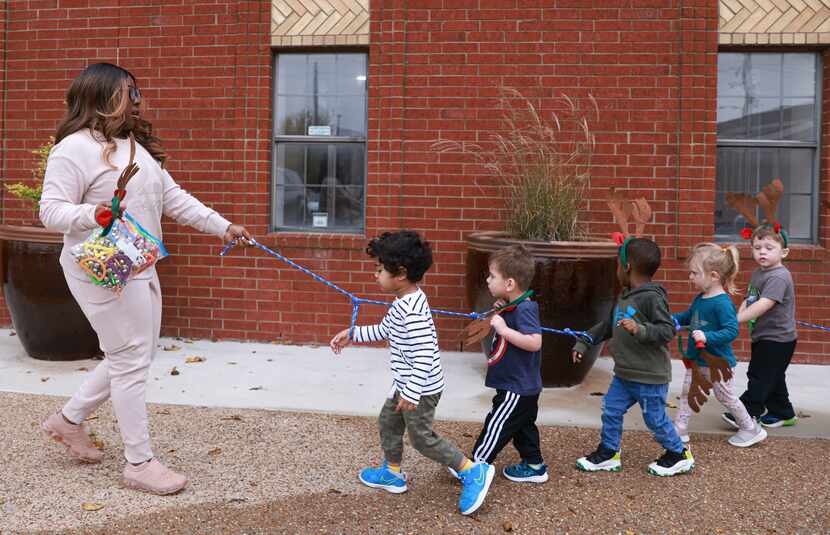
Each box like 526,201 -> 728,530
716,52 -> 821,243
272,53 -> 367,232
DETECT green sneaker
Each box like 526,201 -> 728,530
760,414 -> 798,428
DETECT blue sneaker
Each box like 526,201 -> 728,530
458,462 -> 495,515
760,414 -> 798,428
503,461 -> 549,483
358,462 -> 407,494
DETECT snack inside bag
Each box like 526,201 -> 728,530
71,212 -> 168,292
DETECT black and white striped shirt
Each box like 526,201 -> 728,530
352,288 -> 445,404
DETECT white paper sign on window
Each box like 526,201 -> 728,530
308,125 -> 331,136
312,212 -> 328,227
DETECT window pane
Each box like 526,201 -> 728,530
275,53 -> 367,137
717,53 -> 746,97
276,96 -> 310,135
715,146 -> 815,241
274,186 -> 307,227
783,54 -> 815,97
782,98 -> 815,141
272,142 -> 365,232
716,53 -> 816,141
784,195 -> 811,239
334,186 -> 364,229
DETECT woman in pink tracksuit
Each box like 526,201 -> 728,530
39,63 -> 251,495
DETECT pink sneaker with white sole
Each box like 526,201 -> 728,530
123,458 -> 187,495
41,412 -> 104,463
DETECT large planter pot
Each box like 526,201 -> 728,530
0,224 -> 101,360
465,231 -> 620,387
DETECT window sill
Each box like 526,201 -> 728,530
261,231 -> 367,250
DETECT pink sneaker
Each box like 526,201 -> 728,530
123,458 -> 187,495
41,412 -> 104,463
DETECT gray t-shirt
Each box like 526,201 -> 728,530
748,265 -> 797,343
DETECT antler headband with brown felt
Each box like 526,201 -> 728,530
607,188 -> 653,264
726,179 -> 788,246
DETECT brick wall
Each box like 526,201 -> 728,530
1,1 -> 828,364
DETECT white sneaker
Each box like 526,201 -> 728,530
647,448 -> 694,477
728,423 -> 768,448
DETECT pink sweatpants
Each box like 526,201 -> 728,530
62,273 -> 161,464
674,366 -> 754,434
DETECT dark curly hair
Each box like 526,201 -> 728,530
366,230 -> 433,283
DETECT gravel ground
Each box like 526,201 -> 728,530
1,391 -> 828,535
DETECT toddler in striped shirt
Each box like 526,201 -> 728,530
330,230 -> 494,515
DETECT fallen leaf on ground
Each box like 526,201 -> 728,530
208,447 -> 222,456
249,386 -> 263,391
156,409 -> 171,415
185,356 -> 205,363
88,431 -> 104,450
81,502 -> 104,511
503,520 -> 514,532
163,344 -> 181,352
76,367 -> 89,372
590,392 -> 605,396
220,415 -> 243,421
168,448 -> 177,453
228,497 -> 246,503
84,415 -> 99,421
625,529 -> 636,535
170,367 -> 180,376
40,377 -> 49,382
327,488 -> 342,495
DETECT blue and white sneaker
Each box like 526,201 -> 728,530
458,462 -> 495,515
358,461 -> 407,494
503,461 -> 549,483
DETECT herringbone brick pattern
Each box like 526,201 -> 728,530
720,0 -> 830,44
271,0 -> 369,47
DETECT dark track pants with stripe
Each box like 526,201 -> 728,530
472,389 -> 543,465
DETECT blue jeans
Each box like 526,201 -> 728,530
600,376 -> 684,454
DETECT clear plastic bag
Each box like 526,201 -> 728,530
70,212 -> 169,293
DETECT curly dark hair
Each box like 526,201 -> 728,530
366,230 -> 433,283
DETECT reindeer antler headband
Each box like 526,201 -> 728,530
607,188 -> 653,266
725,179 -> 789,247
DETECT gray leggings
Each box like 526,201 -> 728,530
379,391 -> 465,468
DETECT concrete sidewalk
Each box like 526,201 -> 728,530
0,328 -> 826,439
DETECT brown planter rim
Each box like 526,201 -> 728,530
0,224 -> 62,244
465,231 -> 620,259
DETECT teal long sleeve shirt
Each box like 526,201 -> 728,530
673,293 -> 738,367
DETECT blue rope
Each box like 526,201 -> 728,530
221,239 -> 595,344
796,320 -> 830,332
